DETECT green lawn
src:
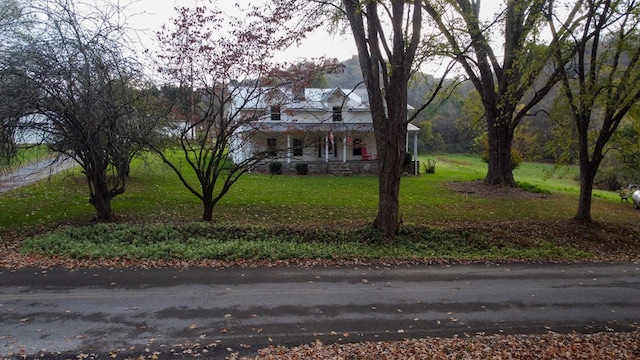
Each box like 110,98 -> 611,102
0,153 -> 635,230
2,153 -> 639,264
0,155 -> 637,230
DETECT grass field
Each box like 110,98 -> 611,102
0,153 -> 626,230
1,153 -> 639,265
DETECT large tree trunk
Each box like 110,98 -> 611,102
372,114 -> 407,237
91,195 -> 114,222
485,114 -> 516,186
342,0 -> 421,238
372,69 -> 409,237
574,137 -> 603,223
574,164 -> 595,223
202,199 -> 214,222
200,179 -> 218,222
88,173 -> 115,222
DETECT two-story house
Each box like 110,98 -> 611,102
229,86 -> 419,174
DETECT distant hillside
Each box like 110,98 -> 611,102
322,56 -> 469,153
324,55 -> 364,90
323,55 -> 446,109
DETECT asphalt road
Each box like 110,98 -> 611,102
0,157 -> 77,193
0,262 -> 639,358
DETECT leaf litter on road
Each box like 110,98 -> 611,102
244,332 -> 639,360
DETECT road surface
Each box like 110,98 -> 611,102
0,262 -> 638,358
0,157 -> 77,193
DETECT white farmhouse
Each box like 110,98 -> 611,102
229,86 -> 419,174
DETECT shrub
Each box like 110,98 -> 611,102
517,181 -> 551,195
481,145 -> 523,170
510,149 -> 523,170
20,223 -> 594,262
220,155 -> 235,170
403,152 -> 413,167
423,159 -> 437,174
295,163 -> 309,175
269,161 -> 283,174
594,164 -> 622,191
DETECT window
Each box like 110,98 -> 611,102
270,105 -> 281,121
352,138 -> 362,156
332,106 -> 342,122
267,138 -> 277,156
293,138 -> 303,156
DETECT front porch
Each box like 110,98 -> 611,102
296,160 -> 379,175
254,158 -> 420,176
252,159 -> 379,175
250,125 -> 380,165
274,123 -> 420,175
234,122 -> 420,175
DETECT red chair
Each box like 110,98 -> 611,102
361,147 -> 372,160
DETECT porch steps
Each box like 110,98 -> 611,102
329,163 -> 353,176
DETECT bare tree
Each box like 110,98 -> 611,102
422,0 -> 581,186
0,69 -> 31,168
271,0 -> 451,237
341,0 -> 424,237
155,4 -> 338,222
6,0 -> 158,221
0,0 -> 31,166
549,0 -> 640,222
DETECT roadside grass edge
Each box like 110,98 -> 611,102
20,222 -> 594,264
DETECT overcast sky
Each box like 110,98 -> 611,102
124,0 -> 357,63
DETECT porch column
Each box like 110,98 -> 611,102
287,135 -> 291,164
414,132 -> 418,175
406,131 -> 409,152
324,135 -> 329,163
342,137 -> 347,162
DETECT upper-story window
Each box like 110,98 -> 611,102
270,105 -> 281,121
332,106 -> 342,122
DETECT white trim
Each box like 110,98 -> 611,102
324,136 -> 329,163
414,132 -> 418,175
287,135 -> 291,164
342,137 -> 347,162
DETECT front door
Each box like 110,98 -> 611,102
317,136 -> 338,160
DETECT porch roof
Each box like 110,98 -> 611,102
237,122 -> 420,132
237,122 -> 374,134
236,122 -> 420,134
231,87 -> 370,112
